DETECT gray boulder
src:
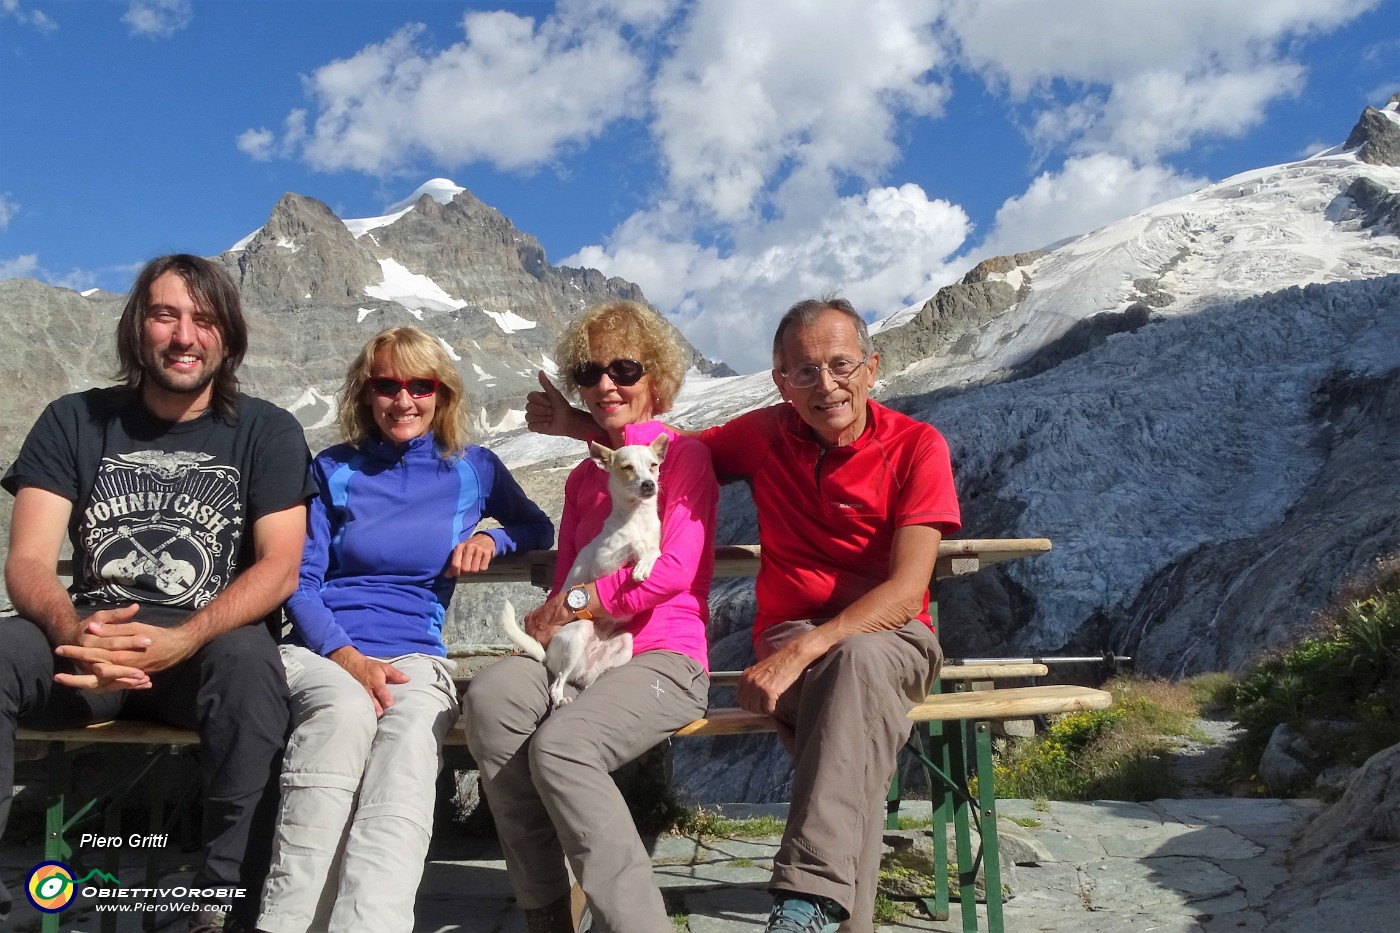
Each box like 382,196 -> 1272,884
1266,741 -> 1400,930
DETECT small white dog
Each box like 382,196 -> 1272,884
503,434 -> 668,706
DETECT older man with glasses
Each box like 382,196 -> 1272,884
527,296 -> 961,933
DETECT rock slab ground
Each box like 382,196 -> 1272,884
6,795 -> 1374,932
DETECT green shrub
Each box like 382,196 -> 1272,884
1228,557 -> 1400,782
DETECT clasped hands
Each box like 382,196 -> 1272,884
52,603 -> 199,692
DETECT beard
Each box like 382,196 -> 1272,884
140,343 -> 222,397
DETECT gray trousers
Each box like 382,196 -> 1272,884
462,651 -> 708,933
760,620 -> 942,933
257,647 -> 461,933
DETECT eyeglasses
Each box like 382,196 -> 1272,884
368,377 -> 440,399
573,359 -> 646,388
779,357 -> 868,389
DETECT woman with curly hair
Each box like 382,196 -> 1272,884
462,300 -> 718,932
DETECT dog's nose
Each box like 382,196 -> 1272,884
640,480 -> 656,497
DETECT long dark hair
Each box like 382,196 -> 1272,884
115,254 -> 248,418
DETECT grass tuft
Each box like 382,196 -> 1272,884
992,674 -> 1204,801
669,807 -> 786,838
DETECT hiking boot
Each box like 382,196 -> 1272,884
523,893 -> 574,933
764,893 -> 842,933
187,909 -> 225,933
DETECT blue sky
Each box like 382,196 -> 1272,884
1,0 -> 1396,372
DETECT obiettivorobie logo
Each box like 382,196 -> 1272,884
23,859 -> 244,917
25,862 -> 121,913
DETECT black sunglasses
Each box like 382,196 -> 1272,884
572,359 -> 645,388
368,377 -> 440,399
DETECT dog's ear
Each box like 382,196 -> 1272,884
589,441 -> 614,470
650,433 -> 670,462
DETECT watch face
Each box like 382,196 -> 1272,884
567,586 -> 588,610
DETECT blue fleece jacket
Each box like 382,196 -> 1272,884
286,433 -> 554,658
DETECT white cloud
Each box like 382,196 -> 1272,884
560,0 -> 962,370
123,0 -> 192,39
253,8 -> 652,175
0,194 -> 16,230
945,0 -> 1376,161
237,128 -> 275,162
650,0 -> 948,222
1,0 -> 56,32
0,254 -> 104,292
0,254 -> 40,280
980,154 -> 1205,257
570,182 -> 970,371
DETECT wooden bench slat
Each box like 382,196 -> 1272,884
17,721 -> 202,745
706,661 -> 1049,688
19,685 -> 1110,745
443,538 -> 1051,588
671,684 -> 1110,738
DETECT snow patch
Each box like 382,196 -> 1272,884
364,259 -> 465,314
484,308 -> 537,333
284,387 -> 339,431
435,337 -> 461,361
343,179 -> 466,239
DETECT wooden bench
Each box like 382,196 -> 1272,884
17,538 -> 1085,933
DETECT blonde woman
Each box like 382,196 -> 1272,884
257,327 -> 553,933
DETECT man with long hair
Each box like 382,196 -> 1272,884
0,254 -> 315,932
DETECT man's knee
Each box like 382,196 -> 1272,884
195,626 -> 289,705
0,617 -> 59,710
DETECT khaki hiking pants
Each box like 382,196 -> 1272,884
462,651 -> 708,933
760,619 -> 942,933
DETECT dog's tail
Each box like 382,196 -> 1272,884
500,599 -> 546,662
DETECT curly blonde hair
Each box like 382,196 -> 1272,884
555,300 -> 687,414
338,326 -> 470,457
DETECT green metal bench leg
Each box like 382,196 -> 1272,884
42,741 -> 68,933
974,720 -> 1004,933
947,719 -> 980,932
927,718 -> 952,922
143,750 -> 168,933
886,751 -> 902,830
101,753 -> 125,933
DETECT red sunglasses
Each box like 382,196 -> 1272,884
368,377 -> 440,399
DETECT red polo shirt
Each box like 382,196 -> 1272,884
701,399 -> 961,640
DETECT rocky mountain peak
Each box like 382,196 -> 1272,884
225,192 -> 383,306
1342,92 -> 1400,167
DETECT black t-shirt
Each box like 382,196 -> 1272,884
3,387 -> 314,610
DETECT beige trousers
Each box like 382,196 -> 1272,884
461,651 -> 708,933
759,620 -> 942,933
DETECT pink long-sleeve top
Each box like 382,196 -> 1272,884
550,420 -> 717,672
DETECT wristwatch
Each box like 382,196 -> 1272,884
566,584 -> 593,620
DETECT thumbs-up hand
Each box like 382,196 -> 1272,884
525,371 -> 593,440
